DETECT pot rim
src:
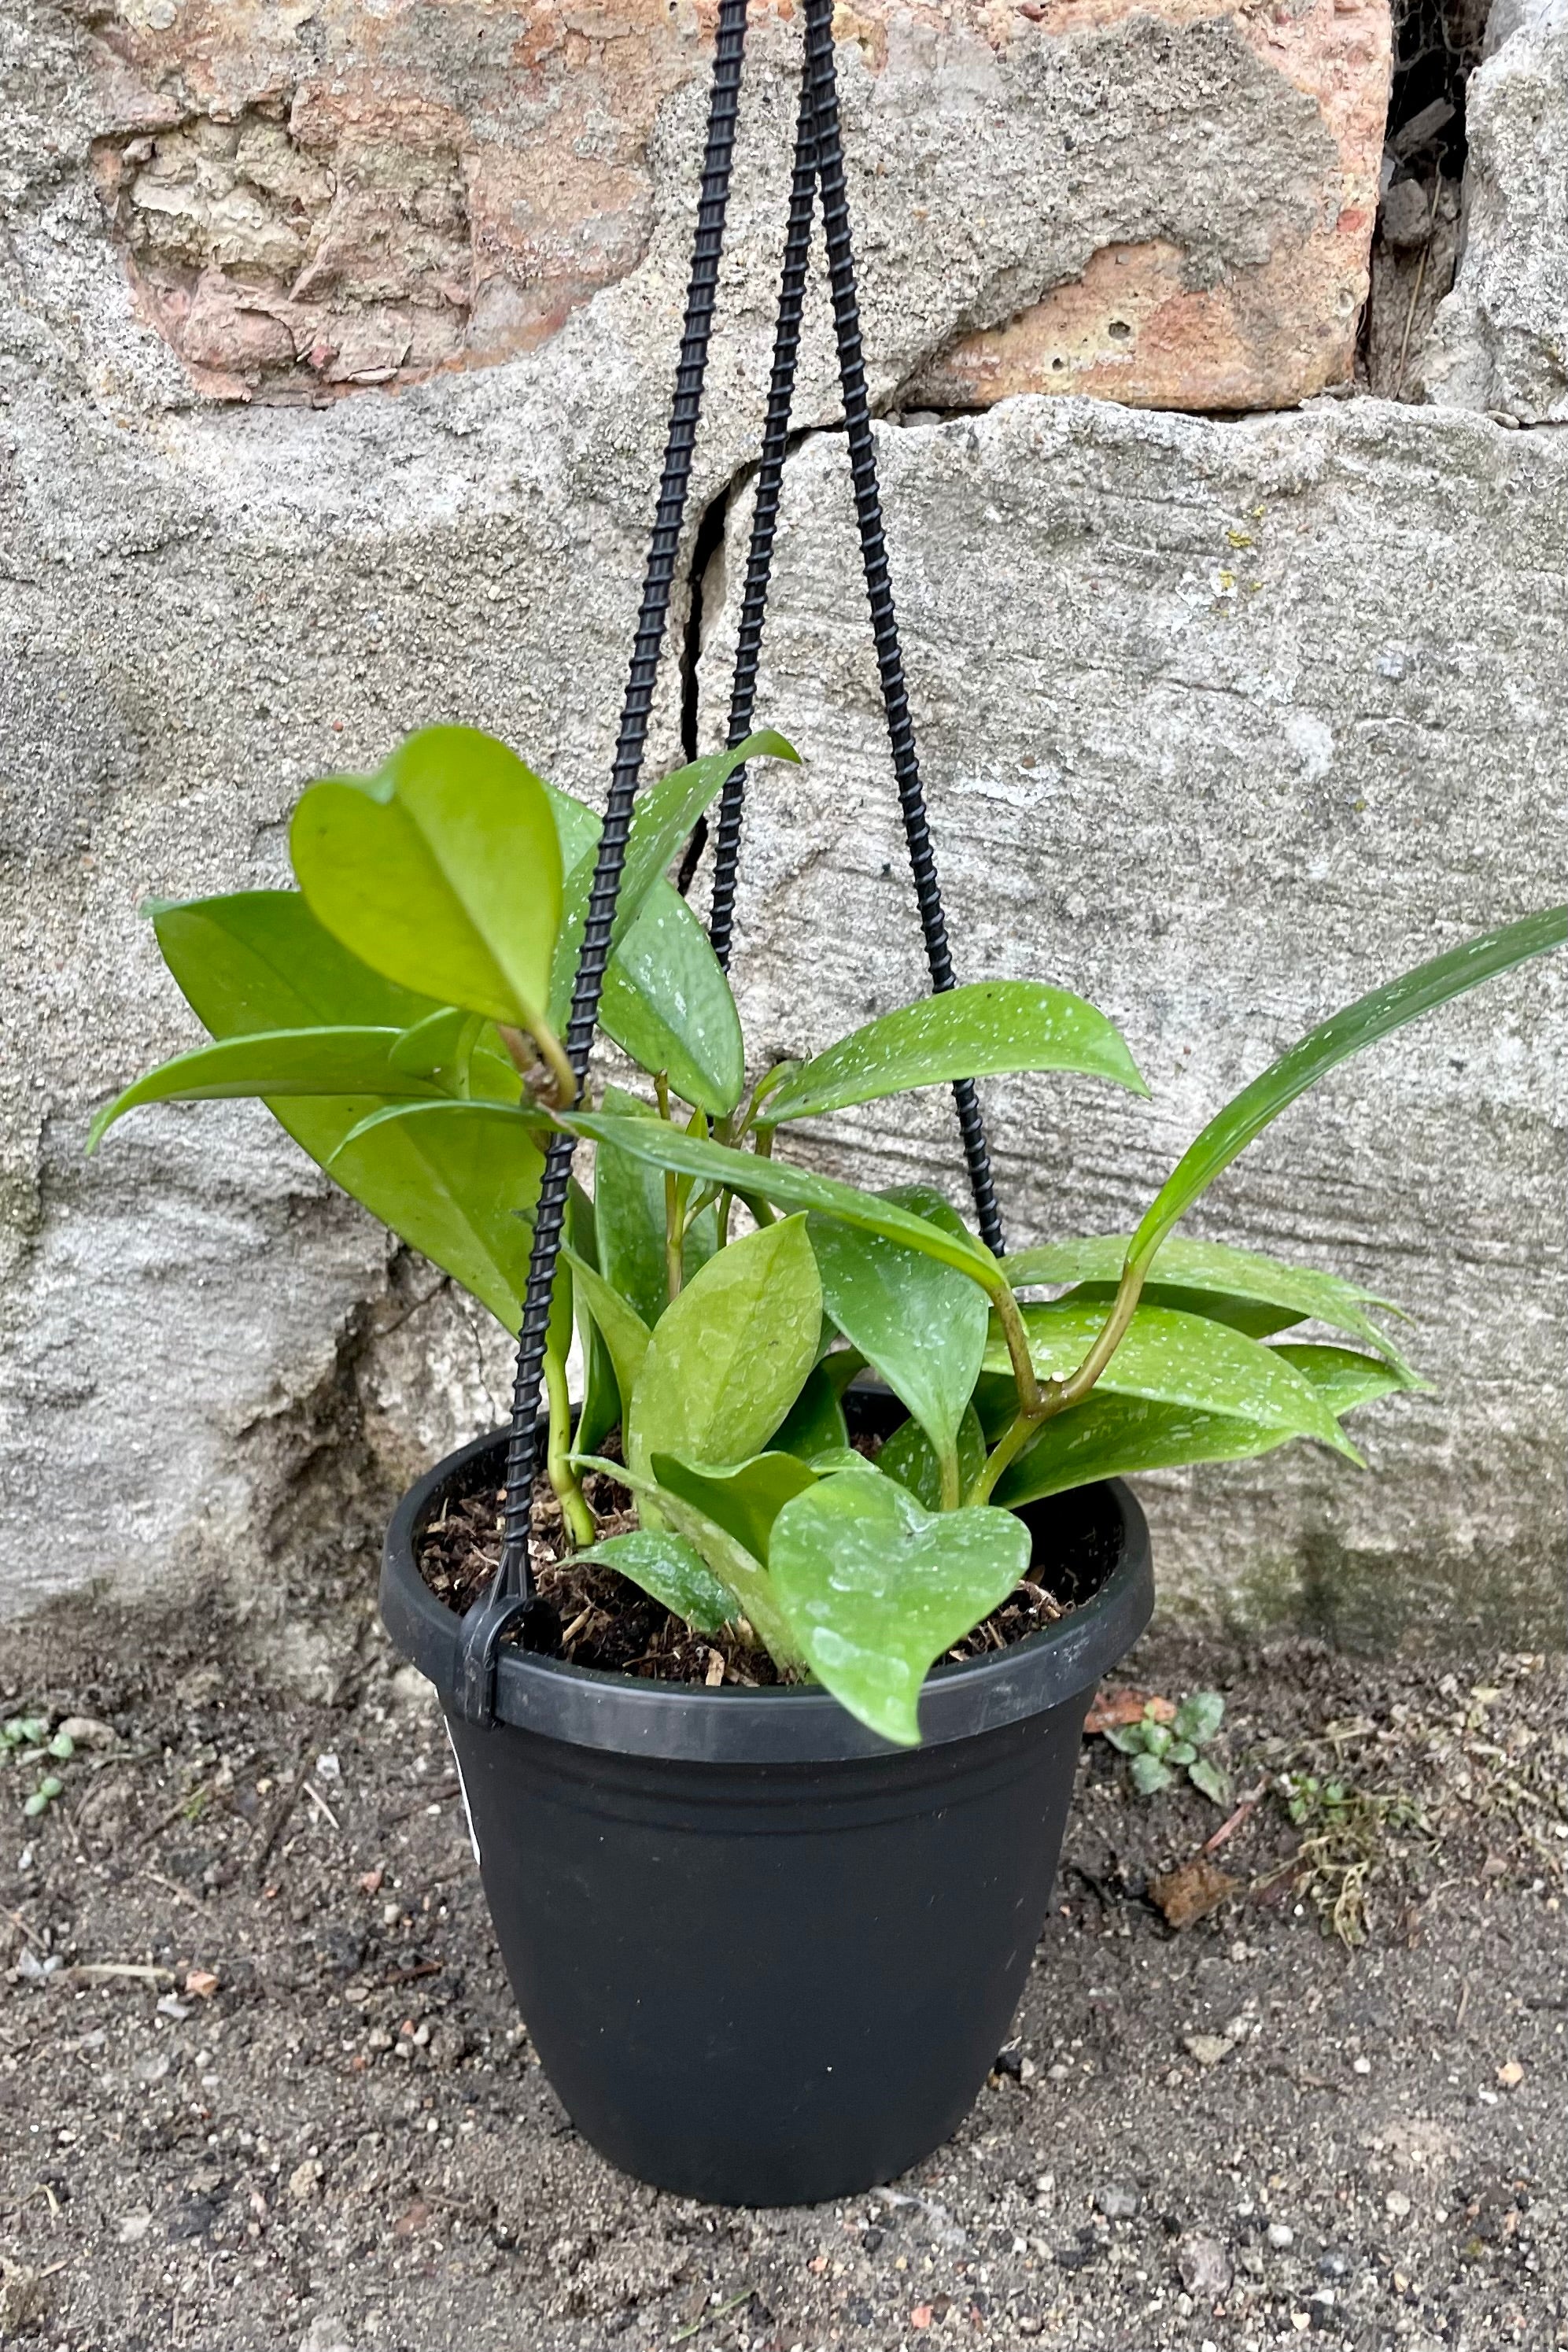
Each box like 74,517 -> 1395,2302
382,1425 -> 1154,1764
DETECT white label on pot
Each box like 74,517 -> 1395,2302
444,1719 -> 482,1869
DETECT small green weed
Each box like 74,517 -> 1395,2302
1106,1691 -> 1230,1805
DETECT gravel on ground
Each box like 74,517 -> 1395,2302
2,1589 -> 1564,2352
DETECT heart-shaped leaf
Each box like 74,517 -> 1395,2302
88,1027 -> 444,1154
588,1529 -> 739,1633
983,1301 -> 1355,1454
810,1184 -> 988,1508
328,1100 -> 545,1331
876,1405 -> 987,1512
1001,1234 -> 1415,1376
758,980 -> 1147,1124
650,1449 -> 818,1566
628,1216 -> 822,1483
147,894 -> 544,1320
769,1471 -> 1032,1745
290,726 -> 562,1036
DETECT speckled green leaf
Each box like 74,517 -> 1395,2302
770,1472 -> 1031,1747
1001,1234 -> 1415,1377
810,1184 -> 988,1509
983,1300 -> 1355,1455
992,1392 -> 1293,1510
760,980 -> 1147,1124
588,1529 -> 739,1633
628,1216 -> 822,1482
1269,1343 -> 1418,1415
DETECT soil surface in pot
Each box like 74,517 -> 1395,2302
415,1438 -> 1116,1685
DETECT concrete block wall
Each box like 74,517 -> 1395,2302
1,0 -> 1563,1642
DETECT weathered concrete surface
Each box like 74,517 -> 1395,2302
912,0 -> 1389,412
697,396 -> 1568,1645
72,0 -> 1386,411
1425,0 -> 1568,421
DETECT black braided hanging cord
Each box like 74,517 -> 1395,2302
454,0 -> 1004,1722
799,0 -> 1004,1257
452,0 -> 752,1723
707,50 -> 821,970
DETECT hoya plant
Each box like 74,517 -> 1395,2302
93,726 -> 1566,1745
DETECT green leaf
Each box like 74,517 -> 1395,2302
1127,907 -> 1567,1276
560,1247 -> 651,1420
598,884 -> 745,1116
88,1027 -> 445,1154
810,1184 -> 990,1509
563,1115 -> 1001,1290
983,1301 -> 1356,1455
648,1486 -> 803,1664
876,1405 -> 987,1514
587,1529 -> 740,1634
627,1217 -> 823,1485
591,1084 -> 715,1327
1130,1752 -> 1175,1795
329,1101 -> 546,1331
1061,1282 -> 1303,1342
759,980 -> 1147,1125
650,1449 -> 818,1566
1001,1234 -> 1415,1378
991,1392 -> 1293,1509
1270,1343 -> 1418,1416
1172,1690 -> 1225,1746
567,1181 -> 620,1455
550,731 -> 797,1011
290,726 -> 562,1033
767,1364 -> 850,1461
149,890 -> 441,1039
1188,1756 -> 1231,1807
769,1472 -> 1032,1746
1168,1741 -> 1197,1766
1104,1724 -> 1150,1756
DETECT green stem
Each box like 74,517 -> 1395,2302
544,1337 -> 595,1549
987,1279 -> 1046,1419
1049,1259 -> 1149,1416
966,1408 -> 1040,1506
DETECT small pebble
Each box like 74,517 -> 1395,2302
1385,2191 -> 1411,2219
1095,2186 -> 1138,2221
1352,2055 -> 1372,2075
1176,2232 -> 1232,2297
1319,2248 -> 1351,2279
1267,2222 -> 1294,2250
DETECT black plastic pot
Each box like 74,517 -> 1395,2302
381,1419 -> 1153,2206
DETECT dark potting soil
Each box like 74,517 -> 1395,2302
415,1434 -> 1115,1687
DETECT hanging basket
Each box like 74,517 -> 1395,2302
378,0 -> 1153,2203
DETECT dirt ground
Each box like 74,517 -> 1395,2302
2,1583 -> 1565,2352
